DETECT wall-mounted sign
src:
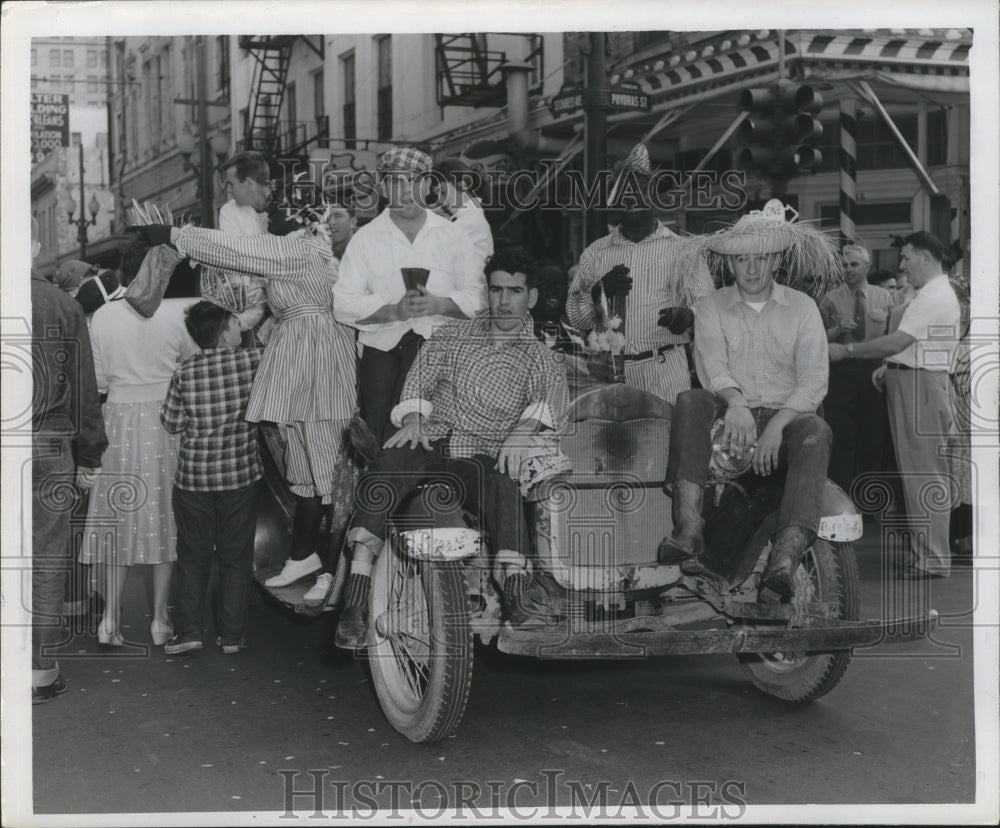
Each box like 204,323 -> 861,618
31,93 -> 70,163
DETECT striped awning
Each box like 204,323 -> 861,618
621,29 -> 971,107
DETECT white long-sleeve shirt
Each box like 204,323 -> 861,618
333,209 -> 485,351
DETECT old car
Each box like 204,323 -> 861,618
253,374 -> 938,744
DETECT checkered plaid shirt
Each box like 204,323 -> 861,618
161,347 -> 263,491
391,312 -> 570,459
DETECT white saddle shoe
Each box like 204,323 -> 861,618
264,553 -> 322,588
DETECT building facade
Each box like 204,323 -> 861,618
30,37 -> 116,273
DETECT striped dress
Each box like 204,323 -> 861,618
174,227 -> 357,424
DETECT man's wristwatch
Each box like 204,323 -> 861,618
846,343 -> 855,356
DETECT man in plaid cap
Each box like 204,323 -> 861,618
334,147 -> 485,445
566,144 -> 714,404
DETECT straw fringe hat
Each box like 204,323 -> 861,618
699,199 -> 845,294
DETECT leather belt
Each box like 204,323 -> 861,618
623,344 -> 682,363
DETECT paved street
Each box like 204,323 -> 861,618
32,518 -> 978,817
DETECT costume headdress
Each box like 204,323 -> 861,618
608,143 -> 654,205
699,198 -> 845,295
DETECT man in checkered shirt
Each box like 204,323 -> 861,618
160,301 -> 262,655
335,250 -> 570,648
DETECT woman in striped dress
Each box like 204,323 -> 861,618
167,219 -> 358,587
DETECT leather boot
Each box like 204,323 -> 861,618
759,525 -> 817,603
657,480 -> 705,568
290,495 -> 325,561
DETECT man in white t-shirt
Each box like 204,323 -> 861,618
829,231 -> 961,579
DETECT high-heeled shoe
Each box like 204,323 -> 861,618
150,620 -> 174,646
97,618 -> 123,648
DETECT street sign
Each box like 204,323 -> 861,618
549,88 -> 583,117
31,93 -> 70,163
608,87 -> 651,113
549,84 -> 652,118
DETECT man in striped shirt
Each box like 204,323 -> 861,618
660,210 -> 833,604
566,144 -> 714,404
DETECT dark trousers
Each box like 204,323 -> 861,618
359,331 -> 424,446
32,436 -> 74,678
354,442 -> 530,554
664,389 -> 832,533
822,359 -> 886,493
172,483 -> 259,641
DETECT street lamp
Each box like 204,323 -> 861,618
66,141 -> 100,259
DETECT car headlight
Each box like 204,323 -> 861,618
708,418 -> 754,481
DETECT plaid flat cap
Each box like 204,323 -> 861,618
377,147 -> 432,175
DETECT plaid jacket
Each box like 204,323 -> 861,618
161,347 -> 263,491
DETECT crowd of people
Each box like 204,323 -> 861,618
29,143 -> 973,704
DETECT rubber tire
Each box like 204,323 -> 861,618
368,539 -> 473,743
738,534 -> 860,703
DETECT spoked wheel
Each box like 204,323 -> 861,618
738,533 -> 860,702
368,537 -> 473,742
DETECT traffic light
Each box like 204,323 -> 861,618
737,81 -> 824,182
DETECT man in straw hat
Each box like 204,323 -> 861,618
566,143 -> 714,404
659,199 -> 840,602
334,146 -> 484,445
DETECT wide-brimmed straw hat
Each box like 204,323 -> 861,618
699,199 -> 844,293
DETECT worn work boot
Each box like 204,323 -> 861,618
657,479 -> 705,570
503,569 -> 563,629
334,573 -> 372,649
759,525 -> 817,603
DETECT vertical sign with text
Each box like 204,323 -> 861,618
31,93 -> 70,163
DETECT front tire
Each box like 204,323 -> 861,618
368,537 -> 473,742
738,535 -> 860,702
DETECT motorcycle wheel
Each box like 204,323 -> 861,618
738,537 -> 860,702
368,537 -> 473,743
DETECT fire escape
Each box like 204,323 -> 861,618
237,35 -> 328,162
435,33 -> 544,107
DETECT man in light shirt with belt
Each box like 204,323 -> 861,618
829,231 -> 961,579
334,147 -> 485,444
819,243 -> 896,494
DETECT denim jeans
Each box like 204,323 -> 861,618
664,389 -> 832,532
353,441 -> 531,554
172,483 -> 259,641
32,436 -> 75,683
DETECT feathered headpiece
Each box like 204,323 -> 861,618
698,199 -> 846,295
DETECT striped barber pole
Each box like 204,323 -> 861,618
838,97 -> 857,244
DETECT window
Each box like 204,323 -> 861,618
341,50 -> 356,150
856,113 -> 918,170
71,131 -> 82,147
313,70 -> 327,149
50,49 -> 60,67
239,106 -> 249,141
87,49 -> 98,68
88,75 -> 99,93
100,50 -> 107,68
819,202 -> 912,227
31,48 -> 37,66
375,35 -> 392,140
216,36 -> 230,95
63,49 -> 73,68
927,109 -> 948,166
286,82 -> 297,147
